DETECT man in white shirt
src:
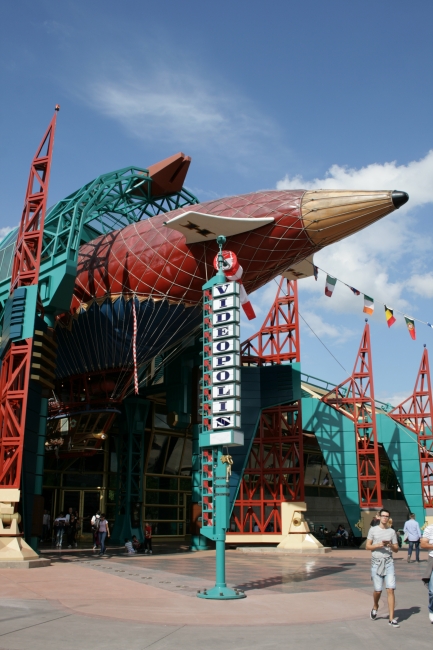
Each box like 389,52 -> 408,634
366,508 -> 400,627
404,513 -> 422,563
420,522 -> 433,623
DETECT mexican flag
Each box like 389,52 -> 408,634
325,275 -> 337,297
363,295 -> 374,315
405,316 -> 416,340
385,305 -> 396,328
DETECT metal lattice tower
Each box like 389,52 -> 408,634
0,109 -> 58,488
389,347 -> 433,508
233,278 -> 303,535
241,278 -> 300,365
322,323 -> 382,510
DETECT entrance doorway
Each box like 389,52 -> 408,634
61,490 -> 103,539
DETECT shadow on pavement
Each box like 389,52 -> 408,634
235,565 -> 349,591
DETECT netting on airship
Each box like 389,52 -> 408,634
55,295 -> 202,398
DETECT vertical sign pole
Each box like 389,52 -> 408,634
197,236 -> 246,600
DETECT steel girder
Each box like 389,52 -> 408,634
0,168 -> 199,318
0,111 -> 58,488
233,279 -> 303,534
389,348 -> 433,508
322,323 -> 383,510
232,404 -> 304,534
241,278 -> 300,366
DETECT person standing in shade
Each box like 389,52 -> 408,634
420,520 -> 433,623
404,513 -> 422,563
41,509 -> 50,542
67,514 -> 77,549
144,522 -> 153,554
98,514 -> 110,556
366,508 -> 400,627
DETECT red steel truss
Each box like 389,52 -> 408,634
10,109 -> 58,294
241,278 -> 300,365
389,348 -> 433,508
322,323 -> 382,509
0,109 -> 58,488
231,404 -> 304,533
231,278 -> 303,534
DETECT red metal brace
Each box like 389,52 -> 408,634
322,323 -> 382,510
231,278 -> 303,534
0,108 -> 58,489
389,347 -> 433,508
241,277 -> 300,366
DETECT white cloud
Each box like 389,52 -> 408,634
275,152 -> 433,327
406,273 -> 433,299
83,66 -> 283,166
0,226 -> 14,241
299,309 -> 354,343
277,150 -> 433,209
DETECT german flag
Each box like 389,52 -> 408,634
385,305 -> 396,328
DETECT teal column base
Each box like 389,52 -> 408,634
197,586 -> 246,600
190,534 -> 211,551
30,537 -> 40,553
196,538 -> 246,599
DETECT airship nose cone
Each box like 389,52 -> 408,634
392,191 -> 409,209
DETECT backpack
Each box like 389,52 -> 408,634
92,515 -> 100,531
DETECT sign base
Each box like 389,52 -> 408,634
197,586 -> 246,600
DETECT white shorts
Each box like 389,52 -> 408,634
371,562 -> 396,591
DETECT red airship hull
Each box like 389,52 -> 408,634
73,190 -> 306,310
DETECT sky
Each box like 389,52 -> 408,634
1,0 -> 432,404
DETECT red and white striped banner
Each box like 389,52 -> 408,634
132,297 -> 139,394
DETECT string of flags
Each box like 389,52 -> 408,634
312,264 -> 423,341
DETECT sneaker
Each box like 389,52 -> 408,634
389,619 -> 400,628
68,545 -> 72,549
149,550 -> 152,554
144,550 -> 148,554
370,609 -> 377,620
407,557 -> 411,562
429,612 -> 433,623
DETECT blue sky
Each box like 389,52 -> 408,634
1,0 -> 433,403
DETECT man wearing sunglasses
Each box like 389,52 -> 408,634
366,508 -> 399,627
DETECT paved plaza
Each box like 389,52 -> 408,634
0,547 -> 432,649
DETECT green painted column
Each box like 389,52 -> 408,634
110,398 -> 150,545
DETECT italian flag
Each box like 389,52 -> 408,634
325,275 -> 337,297
363,295 -> 374,315
405,316 -> 416,340
385,305 -> 396,328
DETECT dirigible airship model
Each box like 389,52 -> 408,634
1,153 -> 408,385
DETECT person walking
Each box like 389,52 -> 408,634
91,510 -> 101,550
370,512 -> 381,527
98,514 -> 110,556
144,522 -> 153,554
420,520 -> 433,623
54,512 -> 67,547
366,508 -> 400,627
404,513 -> 422,563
